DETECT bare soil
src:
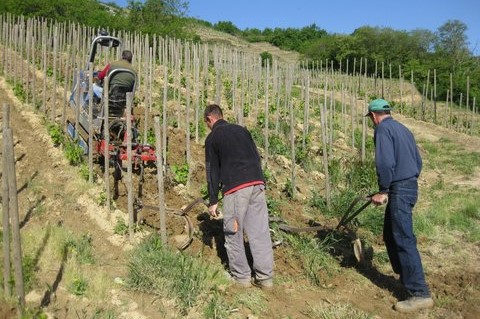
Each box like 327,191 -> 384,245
1,73 -> 480,319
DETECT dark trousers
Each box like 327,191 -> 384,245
383,177 -> 430,297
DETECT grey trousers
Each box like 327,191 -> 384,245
223,184 -> 274,282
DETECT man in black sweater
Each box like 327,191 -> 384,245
204,104 -> 274,289
366,99 -> 433,313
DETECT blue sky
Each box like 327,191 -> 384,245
112,0 -> 480,55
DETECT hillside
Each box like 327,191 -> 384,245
193,24 -> 300,64
1,17 -> 480,319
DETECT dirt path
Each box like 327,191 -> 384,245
400,114 -> 480,153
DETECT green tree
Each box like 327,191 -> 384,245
213,21 -> 240,35
127,0 -> 189,38
0,0 -> 127,30
260,51 -> 273,67
242,27 -> 264,42
434,20 -> 472,75
435,20 -> 469,55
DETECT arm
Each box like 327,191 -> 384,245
416,144 -> 423,174
96,63 -> 111,81
374,129 -> 395,194
205,135 -> 221,215
373,131 -> 393,207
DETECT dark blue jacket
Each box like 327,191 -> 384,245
374,117 -> 422,193
205,119 -> 264,205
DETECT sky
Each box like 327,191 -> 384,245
112,0 -> 480,55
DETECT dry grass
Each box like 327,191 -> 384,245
192,23 -> 300,64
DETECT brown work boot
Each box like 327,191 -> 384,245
224,271 -> 252,288
394,296 -> 434,313
233,279 -> 252,288
253,278 -> 273,290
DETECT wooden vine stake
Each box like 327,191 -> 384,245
42,24 -> 47,115
126,92 -> 134,240
88,62 -> 94,183
471,97 -> 476,136
264,61 -> 270,168
104,76 -> 111,214
162,66 -> 168,168
154,117 -> 167,243
289,98 -> 296,200
321,78 -> 331,208
185,74 -> 192,189
302,71 -> 310,151
2,104 -> 25,315
361,94 -> 367,163
2,103 -> 11,298
51,25 -> 58,122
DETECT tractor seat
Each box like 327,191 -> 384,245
106,68 -> 136,118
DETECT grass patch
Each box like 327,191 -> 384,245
372,250 -> 390,266
284,233 -> 339,286
309,155 -> 377,221
305,301 -> 375,318
63,139 -> 85,166
416,187 -> 480,242
411,212 -> 436,238
84,271 -> 110,302
202,290 -> 230,319
46,121 -> 65,146
170,163 -> 189,185
420,137 -> 480,175
21,254 -> 38,292
68,274 -> 89,296
91,308 -> 117,319
79,164 -> 90,181
65,233 -> 95,265
357,207 -> 384,236
126,235 -> 230,315
113,217 -> 129,235
234,289 -> 267,315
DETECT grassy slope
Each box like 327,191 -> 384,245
192,24 -> 300,64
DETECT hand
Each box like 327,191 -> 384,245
208,203 -> 218,217
371,193 -> 388,206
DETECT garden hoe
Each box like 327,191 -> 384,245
135,195 -> 209,250
276,194 -> 384,263
336,194 -> 388,263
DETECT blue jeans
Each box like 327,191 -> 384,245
383,177 -> 430,297
84,83 -> 103,104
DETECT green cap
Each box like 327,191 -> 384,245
365,99 -> 391,116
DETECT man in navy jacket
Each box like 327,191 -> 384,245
366,99 -> 433,313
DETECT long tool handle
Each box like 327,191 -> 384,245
278,224 -> 325,233
175,196 -> 207,216
336,196 -> 373,230
336,199 -> 372,229
336,196 -> 365,229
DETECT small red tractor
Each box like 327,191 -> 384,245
67,32 -> 156,197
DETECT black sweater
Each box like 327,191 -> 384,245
205,119 -> 264,205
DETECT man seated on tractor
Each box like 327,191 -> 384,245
92,50 -> 137,117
